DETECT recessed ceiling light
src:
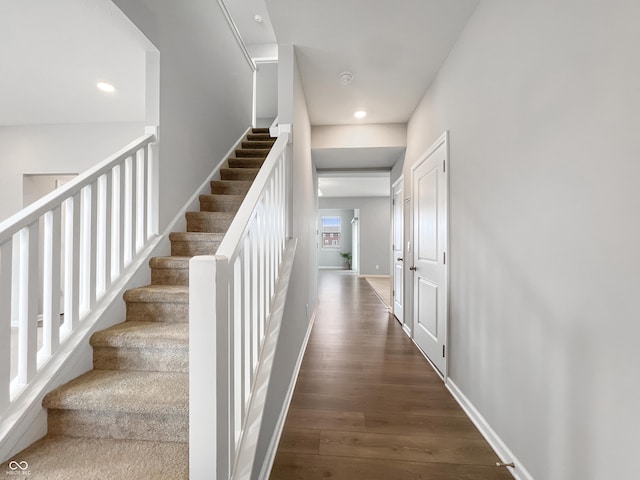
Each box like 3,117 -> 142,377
354,110 -> 367,119
254,14 -> 263,23
96,82 -> 116,93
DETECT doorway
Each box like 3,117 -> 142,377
411,132 -> 449,376
392,177 -> 404,325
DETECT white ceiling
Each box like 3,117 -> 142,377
0,0 -> 148,126
318,172 -> 390,198
224,0 -> 277,47
264,0 -> 480,125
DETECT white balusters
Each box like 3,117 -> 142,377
0,130 -> 157,405
42,207 -> 61,358
190,129 -> 291,479
0,240 -> 13,410
17,224 -> 38,385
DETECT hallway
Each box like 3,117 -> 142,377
270,271 -> 511,479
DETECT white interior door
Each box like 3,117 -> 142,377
392,179 -> 403,324
411,133 -> 448,375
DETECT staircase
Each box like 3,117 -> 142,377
5,128 -> 275,479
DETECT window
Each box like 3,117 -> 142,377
321,216 -> 341,249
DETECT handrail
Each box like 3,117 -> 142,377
190,125 -> 292,479
0,134 -> 156,243
216,131 -> 289,258
0,128 -> 158,412
216,0 -> 256,73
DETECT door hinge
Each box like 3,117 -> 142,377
392,289 -> 395,298
443,345 -> 446,357
443,252 -> 446,265
443,160 -> 446,173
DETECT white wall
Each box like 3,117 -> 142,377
403,1 -> 640,479
318,209 -> 354,268
256,61 -> 278,124
320,197 -> 390,276
311,123 -> 407,149
0,123 -> 144,221
254,44 -> 318,475
112,0 -> 254,230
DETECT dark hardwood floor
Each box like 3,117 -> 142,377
270,271 -> 512,480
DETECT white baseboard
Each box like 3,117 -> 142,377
257,304 -> 317,480
359,274 -> 390,278
446,379 -> 533,480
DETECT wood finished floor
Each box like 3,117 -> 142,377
270,271 -> 512,480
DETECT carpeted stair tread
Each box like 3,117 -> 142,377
199,193 -> 245,212
228,157 -> 266,168
149,256 -> 191,269
235,148 -> 268,158
169,231 -> 226,242
251,127 -> 270,134
150,256 -> 191,286
7,436 -> 187,480
169,232 -> 225,256
185,211 -> 235,233
241,140 -> 275,149
210,179 -> 253,195
247,133 -> 273,141
220,167 -> 259,181
43,370 -> 187,415
91,321 -> 188,350
124,285 -> 188,304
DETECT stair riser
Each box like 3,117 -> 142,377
186,213 -> 233,233
210,180 -> 253,195
247,133 -> 272,141
228,158 -> 265,169
241,141 -> 274,149
235,149 -> 268,158
199,196 -> 242,213
48,409 -> 188,443
151,267 -> 189,286
93,347 -> 188,373
171,241 -> 220,257
126,302 -> 188,323
220,168 -> 258,181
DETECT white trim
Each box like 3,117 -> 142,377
358,274 -> 389,278
216,0 -> 256,72
257,304 -> 317,480
446,379 -> 532,480
402,324 -> 412,338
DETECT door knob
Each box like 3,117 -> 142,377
409,265 -> 417,271
397,257 -> 403,261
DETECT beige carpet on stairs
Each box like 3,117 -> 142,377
4,128 -> 275,479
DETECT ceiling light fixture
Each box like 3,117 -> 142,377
254,14 -> 263,23
96,81 -> 116,93
338,72 -> 353,85
354,110 -> 367,119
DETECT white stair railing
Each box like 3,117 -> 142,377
190,126 -> 293,479
0,128 -> 158,411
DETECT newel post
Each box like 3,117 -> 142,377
145,126 -> 160,236
189,255 -> 230,480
